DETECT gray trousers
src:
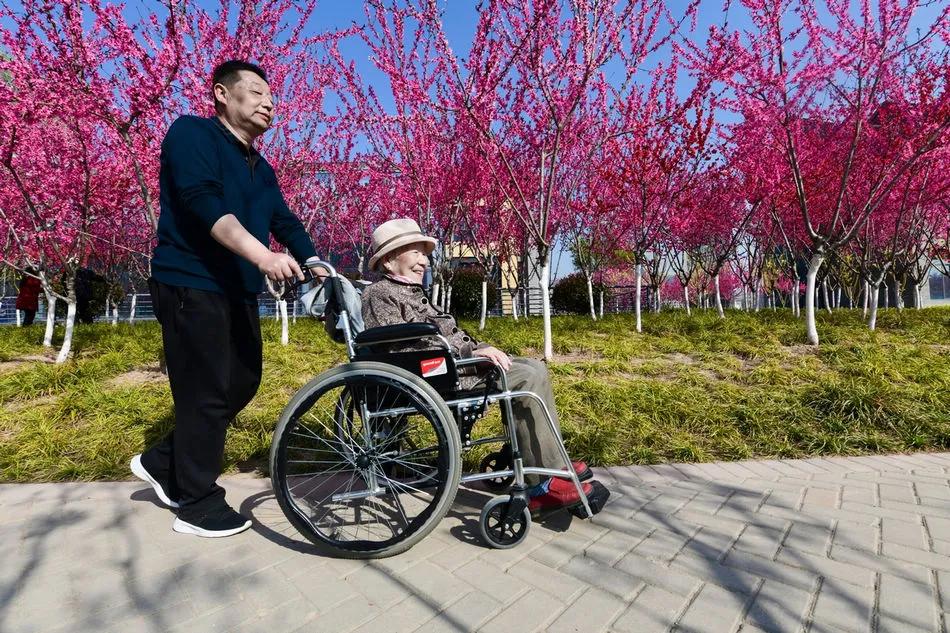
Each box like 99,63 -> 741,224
493,357 -> 565,486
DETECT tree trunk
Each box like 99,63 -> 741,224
894,278 -> 904,311
540,257 -> 554,361
510,291 -> 519,320
790,288 -> 797,317
835,287 -> 842,309
16,309 -> 22,327
862,280 -> 869,318
129,293 -> 137,324
655,287 -> 661,313
742,286 -> 748,311
714,273 -> 724,318
293,297 -> 298,323
868,284 -> 881,330
431,282 -> 441,310
43,293 -> 57,347
822,278 -> 832,314
278,299 -> 289,345
598,289 -> 604,319
915,283 -> 923,309
445,286 -> 453,313
585,272 -> 597,321
805,252 -> 825,345
683,285 -> 691,316
882,282 -> 889,308
111,301 -> 119,326
635,263 -> 643,333
479,279 -> 488,331
55,301 -> 77,364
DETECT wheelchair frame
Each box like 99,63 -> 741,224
269,260 -> 593,555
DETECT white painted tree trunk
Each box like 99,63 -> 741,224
655,287 -> 661,313
43,294 -> 57,346
742,287 -> 748,311
15,309 -> 22,327
431,282 -> 441,310
111,302 -> 119,326
915,283 -> 923,309
292,298 -> 298,323
479,279 -> 488,330
862,281 -> 869,318
683,285 -> 691,316
805,253 -> 825,346
868,285 -> 880,330
599,290 -> 604,318
790,289 -> 798,317
882,282 -> 890,308
714,274 -> 725,318
894,279 -> 904,311
822,278 -> 832,314
585,273 -> 597,321
755,280 -> 762,312
835,287 -> 842,309
129,294 -> 137,324
634,263 -> 642,333
55,301 -> 77,364
539,258 -> 554,361
510,292 -> 519,320
278,299 -> 289,345
445,286 -> 453,313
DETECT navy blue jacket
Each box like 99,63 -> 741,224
151,115 -> 317,297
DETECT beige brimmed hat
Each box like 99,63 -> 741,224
368,218 -> 437,271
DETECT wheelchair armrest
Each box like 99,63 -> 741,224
354,322 -> 440,347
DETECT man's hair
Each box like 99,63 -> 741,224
211,60 -> 267,110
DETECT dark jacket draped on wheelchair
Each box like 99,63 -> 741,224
361,276 -> 489,390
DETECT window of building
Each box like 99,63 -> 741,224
929,271 -> 949,300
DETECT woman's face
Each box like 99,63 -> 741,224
383,242 -> 430,284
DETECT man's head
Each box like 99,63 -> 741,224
212,60 -> 274,142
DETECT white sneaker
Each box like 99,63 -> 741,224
130,454 -> 180,508
172,504 -> 252,538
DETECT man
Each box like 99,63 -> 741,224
131,60 -> 317,537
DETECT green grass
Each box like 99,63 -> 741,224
1,308 -> 948,482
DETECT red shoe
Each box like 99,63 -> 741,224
570,461 -> 593,481
529,478 -> 593,516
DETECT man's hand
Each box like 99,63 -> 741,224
257,251 -> 304,282
473,345 -> 512,371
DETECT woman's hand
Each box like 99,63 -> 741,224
473,345 -> 512,371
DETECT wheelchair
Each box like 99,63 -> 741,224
269,261 -> 604,559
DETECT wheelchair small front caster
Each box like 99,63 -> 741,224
479,445 -> 514,492
479,494 -> 531,549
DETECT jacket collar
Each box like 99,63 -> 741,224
210,116 -> 261,161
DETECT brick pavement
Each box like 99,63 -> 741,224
2,452 -> 950,632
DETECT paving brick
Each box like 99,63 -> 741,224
830,522 -> 877,554
810,577 -> 874,633
506,556 -> 588,602
776,548 -> 875,588
782,520 -> 833,556
721,550 -> 819,591
881,517 -> 926,550
613,551 -> 701,596
546,587 -> 626,633
583,528 -> 642,565
344,563 -> 411,608
882,542 -> 950,572
876,574 -> 938,633
829,544 -> 931,585
478,587 -> 564,633
418,590 -> 502,632
743,579 -> 811,633
671,551 -> 761,595
350,594 -> 437,633
392,561 -> 473,609
449,558 -> 525,604
914,482 -> 950,502
674,582 -> 753,632
802,486 -> 840,509
611,585 -> 686,633
631,525 -> 696,564
733,523 -> 787,559
301,594 -> 381,632
560,555 -> 644,600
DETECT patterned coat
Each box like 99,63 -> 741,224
361,276 -> 489,388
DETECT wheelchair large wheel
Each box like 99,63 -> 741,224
271,361 -> 461,558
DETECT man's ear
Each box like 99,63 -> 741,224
212,83 -> 229,110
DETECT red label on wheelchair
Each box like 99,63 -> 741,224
420,357 -> 448,377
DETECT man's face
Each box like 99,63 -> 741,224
214,70 -> 274,136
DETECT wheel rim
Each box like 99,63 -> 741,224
483,499 -> 529,546
480,452 -> 513,491
277,374 -> 451,551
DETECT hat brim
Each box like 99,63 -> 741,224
369,235 -> 437,271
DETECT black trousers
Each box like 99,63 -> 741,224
143,279 -> 263,509
21,310 -> 36,326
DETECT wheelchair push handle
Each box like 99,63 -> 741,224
265,258 -> 337,300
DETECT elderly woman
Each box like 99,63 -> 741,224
361,218 -> 602,515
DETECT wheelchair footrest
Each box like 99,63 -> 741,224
570,480 -> 611,518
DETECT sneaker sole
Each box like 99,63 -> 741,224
130,454 -> 180,509
172,517 -> 252,538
